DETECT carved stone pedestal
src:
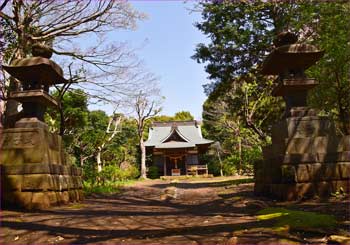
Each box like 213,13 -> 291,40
0,119 -> 83,209
255,109 -> 350,200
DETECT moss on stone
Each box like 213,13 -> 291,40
257,207 -> 337,230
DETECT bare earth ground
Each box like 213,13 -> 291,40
0,176 -> 349,244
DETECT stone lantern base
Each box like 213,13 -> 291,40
0,118 -> 83,209
255,108 -> 350,200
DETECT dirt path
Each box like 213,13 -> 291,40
1,177 -> 349,244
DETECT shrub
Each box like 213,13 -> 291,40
98,164 -> 139,183
148,165 -> 160,179
200,154 -> 221,176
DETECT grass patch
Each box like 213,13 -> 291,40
191,177 -> 254,186
83,180 -> 136,195
67,203 -> 86,209
257,207 -> 337,231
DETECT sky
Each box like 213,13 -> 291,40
97,1 -> 210,120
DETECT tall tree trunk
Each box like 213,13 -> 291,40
58,101 -> 65,136
238,137 -> 242,175
96,148 -> 102,173
80,155 -> 84,167
140,136 -> 147,178
217,151 -> 223,177
0,99 -> 4,128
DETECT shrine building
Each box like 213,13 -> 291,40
145,120 -> 214,176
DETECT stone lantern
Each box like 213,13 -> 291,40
0,44 -> 83,209
254,32 -> 350,200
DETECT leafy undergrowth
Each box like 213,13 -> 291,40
257,207 -> 338,232
83,180 -> 136,196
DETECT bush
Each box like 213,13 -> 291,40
82,161 -> 98,184
148,165 -> 160,179
221,146 -> 262,176
199,154 -> 221,176
98,164 -> 139,183
222,155 -> 239,176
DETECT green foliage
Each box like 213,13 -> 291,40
221,146 -> 261,175
195,1 -> 350,174
45,89 -> 141,185
148,165 -> 160,179
199,154 -> 220,176
46,89 -> 89,136
83,182 -> 122,195
83,180 -> 136,196
257,207 -> 337,230
173,111 -> 194,121
151,111 -> 194,123
307,3 -> 350,134
193,1 -> 307,94
202,80 -> 271,176
99,165 -> 140,183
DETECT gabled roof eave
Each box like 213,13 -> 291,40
159,127 -> 190,143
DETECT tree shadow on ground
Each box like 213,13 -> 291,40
1,181 -> 348,244
1,218 -> 286,244
0,184 -> 272,244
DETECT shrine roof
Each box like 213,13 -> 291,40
144,120 -> 213,149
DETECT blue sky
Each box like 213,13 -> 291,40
106,1 -> 210,120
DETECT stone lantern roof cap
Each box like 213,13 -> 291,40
3,43 -> 67,85
261,43 -> 324,75
2,57 -> 67,85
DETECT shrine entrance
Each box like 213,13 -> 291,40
165,155 -> 186,176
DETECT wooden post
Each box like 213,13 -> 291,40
174,158 -> 178,169
164,156 -> 167,176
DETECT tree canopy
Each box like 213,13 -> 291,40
193,0 -> 350,174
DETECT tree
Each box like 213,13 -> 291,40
209,142 -> 224,176
0,0 -> 153,127
133,90 -> 162,179
192,1 -> 308,144
46,89 -> 89,135
202,80 -> 271,175
150,111 -> 194,124
307,3 -> 350,134
192,1 -> 308,95
78,110 -> 122,173
173,111 -> 194,121
194,1 -> 350,145
96,113 -> 122,173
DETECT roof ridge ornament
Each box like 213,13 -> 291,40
171,122 -> 178,131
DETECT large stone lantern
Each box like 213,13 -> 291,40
0,44 -> 83,209
254,33 -> 350,200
